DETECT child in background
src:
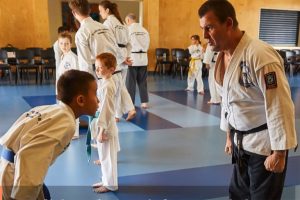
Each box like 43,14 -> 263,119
92,53 -> 119,193
186,35 -> 205,94
57,32 -> 80,139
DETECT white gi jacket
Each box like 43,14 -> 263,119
96,77 -> 118,137
75,17 -> 125,75
53,40 -> 62,79
203,45 -> 217,67
57,50 -> 79,78
128,22 -> 150,67
188,44 -> 203,59
215,32 -> 297,156
0,103 -> 76,200
103,15 -> 131,70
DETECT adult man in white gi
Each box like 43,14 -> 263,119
0,70 -> 99,200
69,0 -> 135,121
125,13 -> 150,109
198,0 -> 297,199
69,0 -> 124,76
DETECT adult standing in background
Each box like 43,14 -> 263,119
99,0 -> 136,120
203,44 -> 221,105
125,13 -> 150,109
69,0 -> 125,77
198,0 -> 297,199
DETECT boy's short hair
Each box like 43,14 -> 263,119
96,53 -> 117,70
57,70 -> 95,104
58,26 -> 69,34
58,32 -> 72,43
69,0 -> 90,16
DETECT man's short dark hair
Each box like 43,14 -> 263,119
69,0 -> 90,16
198,0 -> 238,28
57,70 -> 95,104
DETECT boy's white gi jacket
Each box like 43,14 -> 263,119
103,15 -> 132,70
127,22 -> 150,67
75,17 -> 125,75
58,50 -> 79,77
215,32 -> 297,156
0,103 -> 76,200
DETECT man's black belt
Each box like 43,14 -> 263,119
118,44 -> 126,48
131,51 -> 146,54
230,123 -> 268,171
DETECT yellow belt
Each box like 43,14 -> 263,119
188,58 -> 201,76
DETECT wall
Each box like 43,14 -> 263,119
143,0 -> 300,71
0,0 -> 50,48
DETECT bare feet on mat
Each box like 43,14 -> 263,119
207,101 -> 220,105
115,117 -> 120,122
92,182 -> 103,188
198,91 -> 205,95
126,110 -> 136,121
93,160 -> 101,165
93,186 -> 111,193
72,136 -> 79,140
141,103 -> 149,109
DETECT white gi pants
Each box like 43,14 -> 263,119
96,135 -> 118,191
187,59 -> 204,92
208,66 -> 221,103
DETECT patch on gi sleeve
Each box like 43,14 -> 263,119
264,72 -> 277,89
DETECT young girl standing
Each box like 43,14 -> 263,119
186,35 -> 204,94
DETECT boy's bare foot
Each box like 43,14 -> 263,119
93,160 -> 101,165
198,91 -> 205,95
93,186 -> 111,193
91,143 -> 97,149
72,135 -> 79,140
115,117 -> 120,122
126,110 -> 136,121
92,182 -> 103,188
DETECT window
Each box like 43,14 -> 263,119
259,9 -> 300,46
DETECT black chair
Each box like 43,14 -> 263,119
71,47 -> 77,55
1,47 -> 18,65
174,49 -> 190,80
0,49 -> 13,84
41,48 -> 56,83
154,48 -> 172,75
170,48 -> 184,75
26,47 -> 43,65
15,49 -> 39,84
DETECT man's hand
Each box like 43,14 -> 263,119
225,131 -> 232,155
123,57 -> 133,66
264,150 -> 286,173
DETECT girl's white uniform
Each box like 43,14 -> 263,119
57,50 -> 80,138
103,15 -> 134,118
95,77 -> 119,191
187,44 -> 204,92
203,45 -> 221,103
